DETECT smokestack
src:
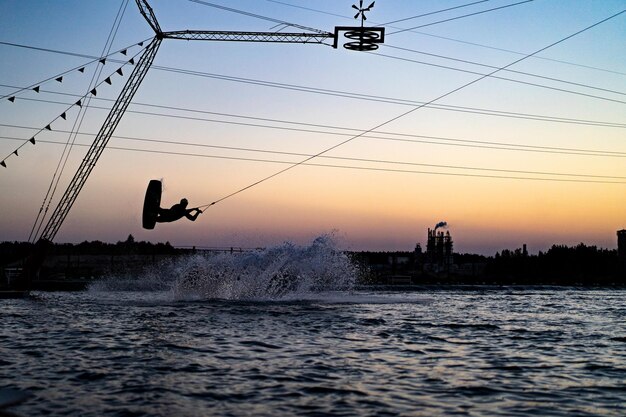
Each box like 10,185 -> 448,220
434,221 -> 447,232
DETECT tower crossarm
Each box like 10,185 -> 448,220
162,30 -> 336,46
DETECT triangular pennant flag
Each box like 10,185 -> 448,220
90,88 -> 97,96
75,99 -> 82,107
45,124 -> 52,130
1,161 -> 6,168
104,77 -> 112,85
138,41 -> 144,46
78,67 -> 85,73
55,77 -> 63,83
8,96 -> 15,102
129,58 -> 135,65
13,150 -> 18,156
99,58 -> 106,65
30,137 -> 36,144
33,86 -> 40,93
61,112 -> 67,120
121,49 -> 127,56
116,68 -> 123,76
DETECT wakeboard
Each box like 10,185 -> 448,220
142,179 -> 162,230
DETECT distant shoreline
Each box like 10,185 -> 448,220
2,238 -> 625,289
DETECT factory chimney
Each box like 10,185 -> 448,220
618,230 -> 626,275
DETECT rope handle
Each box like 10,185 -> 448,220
196,202 -> 216,210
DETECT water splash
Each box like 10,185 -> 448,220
90,234 -> 359,301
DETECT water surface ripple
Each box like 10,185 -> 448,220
2,289 -> 625,416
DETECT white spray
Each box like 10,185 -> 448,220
90,234 -> 359,301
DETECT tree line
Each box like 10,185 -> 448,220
0,235 -> 179,266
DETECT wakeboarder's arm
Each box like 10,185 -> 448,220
185,208 -> 202,221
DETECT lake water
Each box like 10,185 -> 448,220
2,239 -> 625,416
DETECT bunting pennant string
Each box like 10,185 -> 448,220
0,38 -> 150,101
1,42 -> 149,170
99,58 -> 106,65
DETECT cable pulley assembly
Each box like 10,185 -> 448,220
342,27 -> 385,51
334,1 -> 385,51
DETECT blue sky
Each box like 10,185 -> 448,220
1,0 -> 625,254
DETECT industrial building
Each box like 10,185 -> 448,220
618,229 -> 626,274
425,227 -> 454,270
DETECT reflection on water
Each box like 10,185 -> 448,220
2,289 -> 625,416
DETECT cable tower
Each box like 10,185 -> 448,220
14,0 -> 385,290
36,0 -> 385,243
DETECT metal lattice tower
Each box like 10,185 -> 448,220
37,0 -> 384,243
39,36 -> 162,241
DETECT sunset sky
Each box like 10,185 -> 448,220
1,0 -> 625,254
